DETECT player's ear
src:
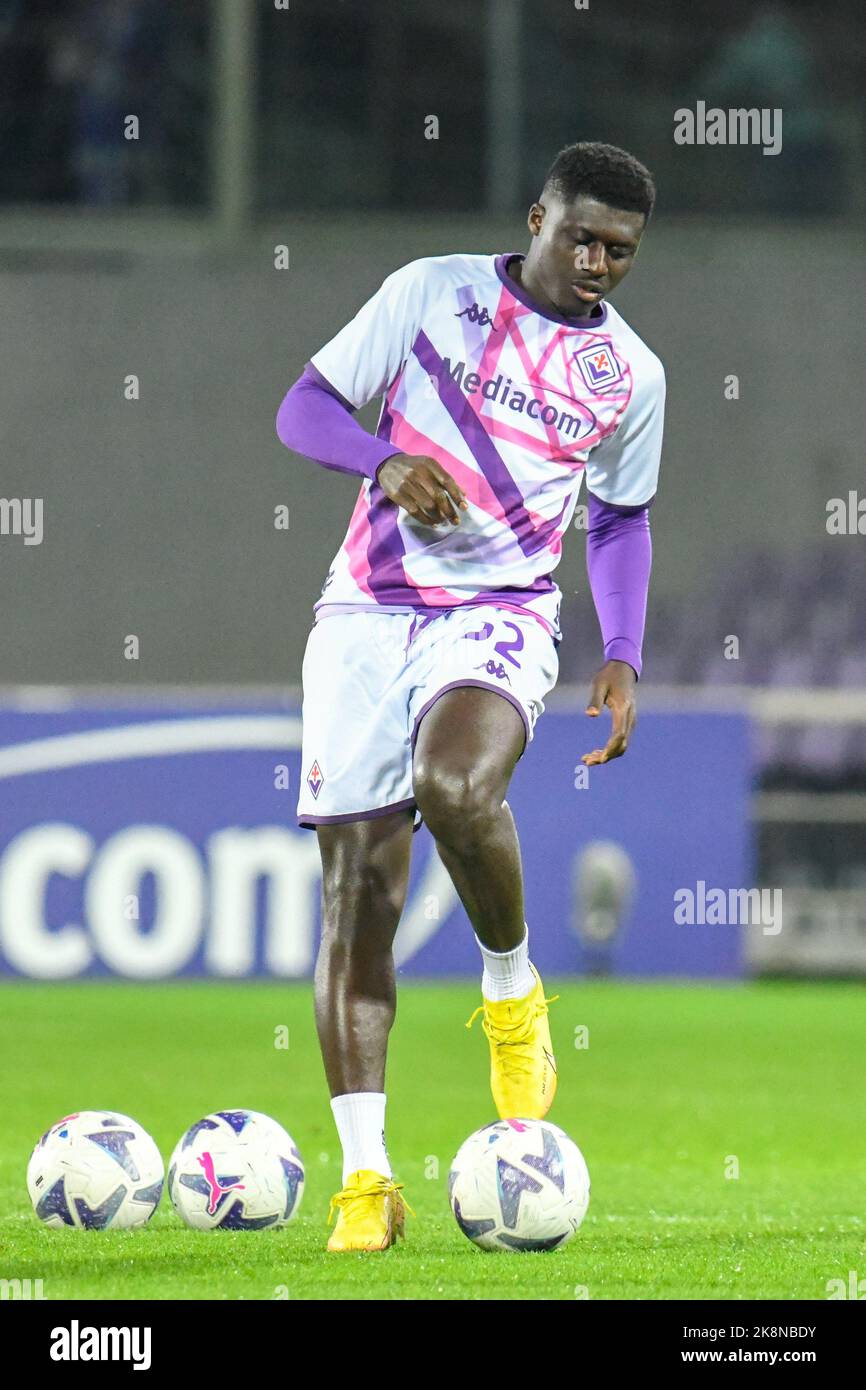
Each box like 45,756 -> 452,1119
527,202 -> 545,236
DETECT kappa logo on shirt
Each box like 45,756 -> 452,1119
573,343 -> 623,392
455,302 -> 500,330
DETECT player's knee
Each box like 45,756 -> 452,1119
414,762 -> 498,845
321,860 -> 404,941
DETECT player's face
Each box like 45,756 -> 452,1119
526,195 -> 646,317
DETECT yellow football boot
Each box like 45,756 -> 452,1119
467,965 -> 558,1119
326,1169 -> 410,1252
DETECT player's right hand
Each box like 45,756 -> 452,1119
376,454 -> 469,526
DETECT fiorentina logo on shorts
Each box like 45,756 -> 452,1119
573,343 -> 622,392
306,760 -> 324,799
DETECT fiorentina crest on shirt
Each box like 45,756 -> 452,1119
573,343 -> 623,392
306,760 -> 324,799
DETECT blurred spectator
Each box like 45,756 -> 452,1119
691,2 -> 843,213
0,0 -> 207,206
2,0 -> 860,214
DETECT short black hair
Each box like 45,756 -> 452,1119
541,142 -> 656,221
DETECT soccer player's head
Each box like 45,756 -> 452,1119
524,142 -> 655,317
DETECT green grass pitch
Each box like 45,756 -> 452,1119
0,979 -> 863,1301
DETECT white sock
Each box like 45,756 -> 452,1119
476,926 -> 534,1001
330,1092 -> 391,1185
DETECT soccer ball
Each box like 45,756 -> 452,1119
448,1118 -> 590,1251
168,1109 -> 304,1231
27,1110 -> 164,1230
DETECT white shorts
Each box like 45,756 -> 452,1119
296,605 -> 559,829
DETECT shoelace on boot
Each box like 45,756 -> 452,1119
465,990 -> 559,1040
327,1177 -> 415,1226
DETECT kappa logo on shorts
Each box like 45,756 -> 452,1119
306,760 -> 324,799
573,343 -> 623,392
474,659 -> 512,684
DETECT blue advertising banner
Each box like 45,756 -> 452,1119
0,701 -> 751,980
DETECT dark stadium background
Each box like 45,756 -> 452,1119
2,0 -> 866,1315
1,0 -> 864,978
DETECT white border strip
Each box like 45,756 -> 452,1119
0,716 -> 302,781
1,684 -> 866,721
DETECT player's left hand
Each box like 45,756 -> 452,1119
581,660 -> 637,765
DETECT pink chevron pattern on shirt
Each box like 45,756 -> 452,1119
309,252 -> 664,640
342,488 -> 376,600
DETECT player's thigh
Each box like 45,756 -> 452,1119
297,613 -> 416,826
412,685 -> 525,822
411,606 -> 558,820
316,807 -> 415,936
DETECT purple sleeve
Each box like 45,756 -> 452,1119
275,363 -> 402,482
586,490 -> 653,679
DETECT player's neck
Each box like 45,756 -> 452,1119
509,255 -> 599,322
